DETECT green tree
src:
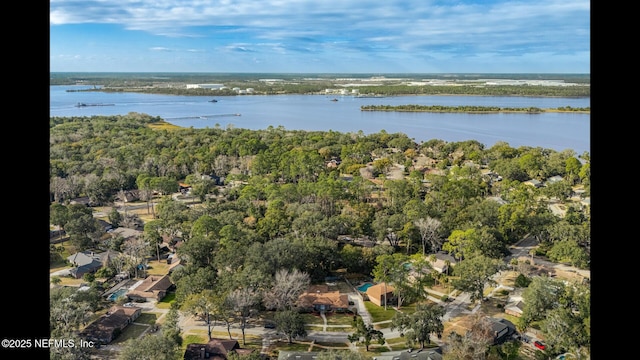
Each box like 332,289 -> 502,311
182,289 -> 218,340
162,307 -> 183,347
451,255 -> 505,303
117,332 -> 181,360
520,276 -> 565,328
108,206 -> 123,228
564,157 -> 582,185
50,203 -> 69,242
151,176 -> 179,195
172,266 -> 218,305
348,317 -> 385,351
442,228 -> 475,261
144,219 -> 164,262
544,180 -> 574,202
65,208 -> 101,250
191,214 -> 221,239
541,306 -> 588,355
50,288 -> 93,337
547,240 -> 589,269
136,174 -> 156,216
274,309 -> 307,343
391,303 -> 445,349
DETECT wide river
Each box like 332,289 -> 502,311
50,85 -> 590,154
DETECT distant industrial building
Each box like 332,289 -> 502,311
186,84 -> 225,90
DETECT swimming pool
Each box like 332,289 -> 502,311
107,288 -> 129,301
357,282 -> 374,292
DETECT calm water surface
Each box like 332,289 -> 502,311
50,86 -> 590,154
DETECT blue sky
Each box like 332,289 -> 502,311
50,0 -> 590,73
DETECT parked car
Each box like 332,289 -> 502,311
264,322 -> 276,329
534,341 -> 546,350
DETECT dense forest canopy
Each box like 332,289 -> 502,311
50,112 -> 590,267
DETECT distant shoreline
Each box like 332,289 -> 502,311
360,105 -> 590,114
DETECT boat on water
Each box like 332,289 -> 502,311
75,102 -> 115,107
330,98 -> 339,102
209,99 -> 218,103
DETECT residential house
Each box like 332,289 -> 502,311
426,252 -> 457,274
67,250 -> 123,279
126,274 -> 174,302
545,175 -> 564,185
325,158 -> 341,169
489,318 -> 517,345
523,179 -> 543,188
97,219 -> 114,232
485,171 -> 503,183
504,300 -> 525,318
79,305 -> 141,345
504,292 -> 525,317
296,284 -> 350,312
67,251 -> 103,279
366,282 -> 395,307
116,189 -> 141,203
183,338 -> 254,360
202,173 -> 225,186
109,227 -> 143,240
69,196 -> 91,206
179,183 -> 192,195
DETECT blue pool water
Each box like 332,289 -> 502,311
107,288 -> 128,301
357,282 -> 374,292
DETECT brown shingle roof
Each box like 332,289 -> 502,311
297,285 -> 349,309
126,274 -> 173,300
366,282 -> 395,298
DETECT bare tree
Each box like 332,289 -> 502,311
414,217 -> 442,255
263,268 -> 311,311
122,237 -> 151,278
110,254 -> 129,277
226,287 -> 260,345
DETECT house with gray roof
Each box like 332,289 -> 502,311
67,251 -> 103,279
66,250 -> 121,279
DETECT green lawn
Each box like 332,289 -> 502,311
111,324 -> 149,344
135,313 -> 158,325
364,302 -> 398,322
273,341 -> 310,352
181,334 -> 209,352
324,312 -> 357,326
156,292 -> 176,309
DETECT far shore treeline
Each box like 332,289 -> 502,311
359,105 -> 590,114
50,72 -> 590,98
